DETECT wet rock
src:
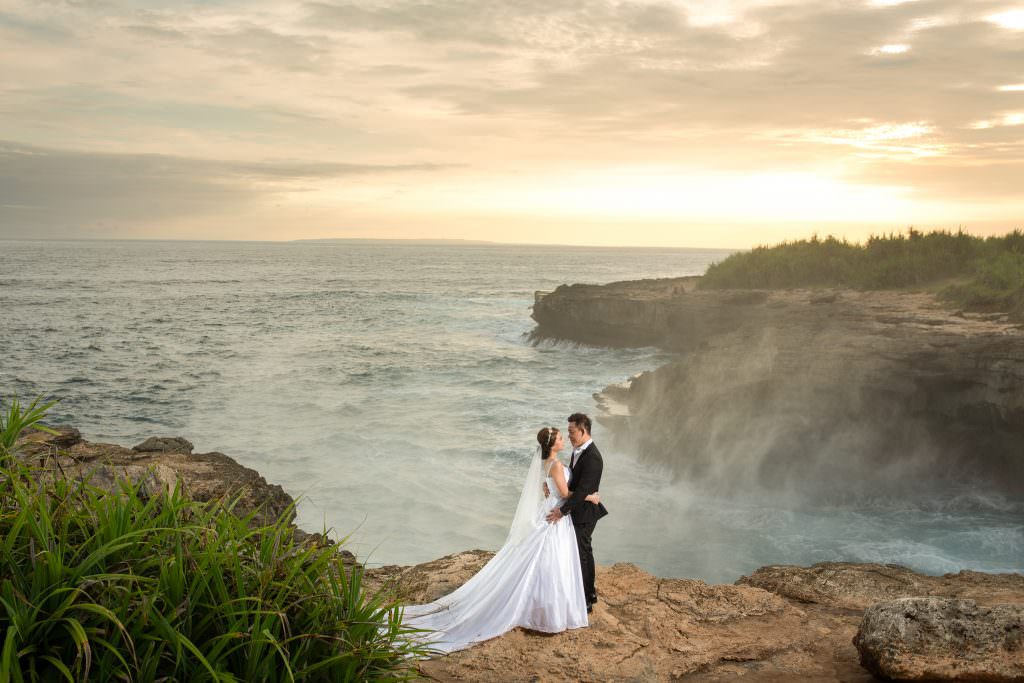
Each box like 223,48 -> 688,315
132,436 -> 194,454
853,597 -> 1024,682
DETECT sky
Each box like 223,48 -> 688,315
0,0 -> 1022,248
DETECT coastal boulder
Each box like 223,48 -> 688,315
853,597 -> 1024,681
132,436 -> 194,454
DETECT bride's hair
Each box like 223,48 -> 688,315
536,427 -> 559,459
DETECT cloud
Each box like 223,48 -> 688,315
0,0 -> 1020,242
0,141 -> 448,238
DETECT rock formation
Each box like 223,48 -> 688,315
15,425 -> 296,528
366,553 -> 1024,682
739,563 -> 1024,611
532,279 -> 1024,498
853,597 -> 1023,682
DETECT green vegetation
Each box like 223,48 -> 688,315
0,397 -> 429,682
700,229 -> 1024,320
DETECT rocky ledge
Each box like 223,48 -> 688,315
14,426 -> 310,536
532,278 -> 1024,498
364,551 -> 1023,682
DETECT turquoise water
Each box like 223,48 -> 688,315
2,239 -> 1020,582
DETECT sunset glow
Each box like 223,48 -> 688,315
1,0 -> 1021,247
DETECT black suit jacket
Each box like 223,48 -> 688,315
559,442 -> 609,525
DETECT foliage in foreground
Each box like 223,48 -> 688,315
0,397 -> 428,682
699,229 -> 1024,320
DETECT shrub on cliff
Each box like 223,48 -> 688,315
700,229 -> 1024,320
0,398 -> 428,682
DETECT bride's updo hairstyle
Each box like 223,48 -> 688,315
537,427 -> 559,460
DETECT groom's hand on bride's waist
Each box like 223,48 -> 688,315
545,508 -> 563,523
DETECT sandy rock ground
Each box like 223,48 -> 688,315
365,552 -> 1024,682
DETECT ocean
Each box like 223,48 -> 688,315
2,239 -> 1020,582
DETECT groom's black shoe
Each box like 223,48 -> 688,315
586,605 -> 593,614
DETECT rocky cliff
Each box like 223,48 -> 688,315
532,279 -> 1024,498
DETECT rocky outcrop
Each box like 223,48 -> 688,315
365,553 -> 1024,682
15,425 -> 295,527
853,598 -> 1024,682
740,563 -> 1024,611
532,279 -> 1024,498
132,435 -> 194,454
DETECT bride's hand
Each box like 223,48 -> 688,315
585,491 -> 600,504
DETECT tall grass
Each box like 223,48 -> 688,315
699,229 -> 1024,320
0,397 -> 430,682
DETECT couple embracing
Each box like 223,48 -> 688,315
402,413 -> 609,653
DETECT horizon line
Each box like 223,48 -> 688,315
0,236 -> 743,250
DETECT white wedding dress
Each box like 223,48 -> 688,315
400,459 -> 588,653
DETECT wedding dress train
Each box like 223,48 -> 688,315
400,461 -> 588,653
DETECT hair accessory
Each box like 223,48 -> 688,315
547,428 -> 556,447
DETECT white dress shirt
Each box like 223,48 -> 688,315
571,438 -> 593,468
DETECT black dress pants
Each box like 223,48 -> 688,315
573,521 -> 597,604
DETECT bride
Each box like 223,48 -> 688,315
400,426 -> 601,653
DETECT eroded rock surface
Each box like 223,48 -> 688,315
132,435 -> 194,454
366,553 -> 1023,682
853,597 -> 1024,682
15,425 -> 294,526
740,563 -> 1024,611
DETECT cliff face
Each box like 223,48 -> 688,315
533,279 -> 1024,498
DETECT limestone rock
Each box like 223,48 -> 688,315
853,597 -> 1024,682
369,554 -> 869,682
132,436 -> 194,454
738,562 -> 1024,611
362,555 -> 1024,682
12,425 -> 82,457
364,549 -> 496,603
17,427 -> 293,526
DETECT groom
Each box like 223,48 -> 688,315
546,412 -> 608,613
